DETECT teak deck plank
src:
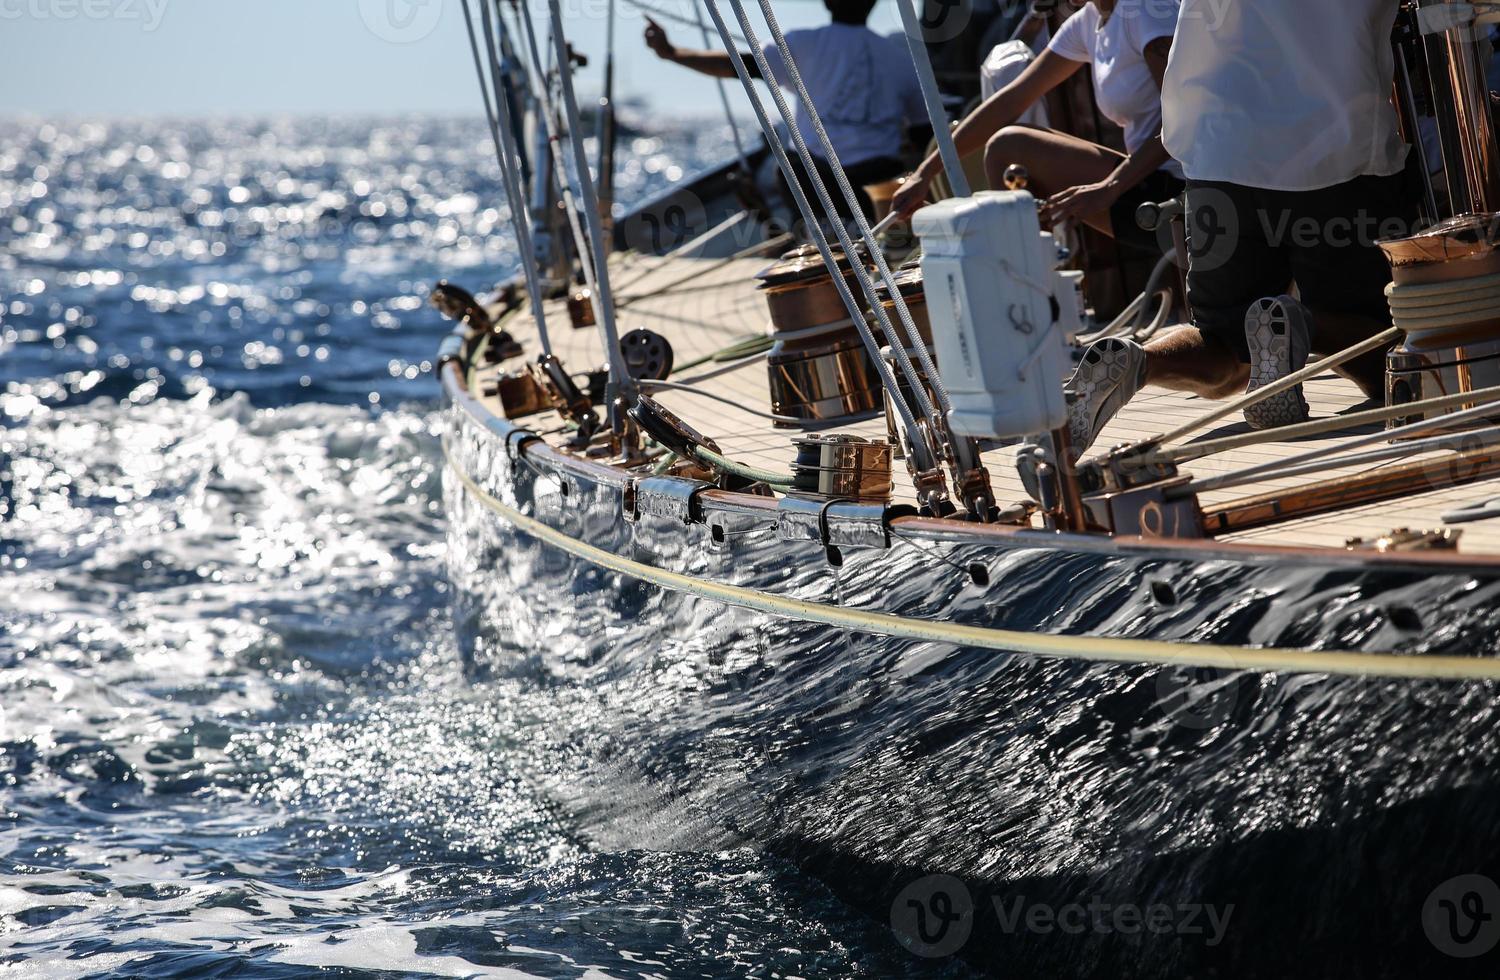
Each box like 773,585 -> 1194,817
476,254 -> 1500,557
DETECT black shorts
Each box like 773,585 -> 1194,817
1110,169 -> 1186,254
1183,162 -> 1422,360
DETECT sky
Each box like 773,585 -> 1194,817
0,0 -> 892,118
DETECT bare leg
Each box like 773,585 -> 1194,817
1305,308 -> 1388,400
983,125 -> 1125,237
1142,325 -> 1249,399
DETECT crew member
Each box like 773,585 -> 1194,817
890,0 -> 1183,252
643,0 -> 925,221
1066,0 -> 1420,455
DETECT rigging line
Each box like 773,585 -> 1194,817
462,0 -> 555,356
1166,385 -> 1500,464
751,0 -> 954,420
892,0 -> 969,197
1180,424 -> 1500,497
493,0 -> 533,185
620,0 -> 748,46
595,0 -> 619,223
611,215 -> 785,296
637,378 -> 785,419
744,0 -> 942,429
701,0 -> 934,472
1151,327 -> 1402,449
546,0 -> 634,394
746,0 -> 965,476
1180,411 -> 1500,496
510,0 -> 605,321
443,439 -> 1500,681
690,0 -> 751,169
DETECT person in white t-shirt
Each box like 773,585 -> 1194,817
643,0 -> 925,221
1065,0 -> 1423,456
891,0 -> 1182,252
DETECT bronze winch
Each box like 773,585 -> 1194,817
789,433 -> 894,503
757,244 -> 884,428
1379,214 -> 1500,431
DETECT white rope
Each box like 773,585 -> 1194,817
1150,327 -> 1402,448
701,0 -> 938,475
1385,272 -> 1500,338
1183,424 -> 1500,496
1181,397 -> 1500,494
462,0 -> 554,355
1168,384 -> 1500,464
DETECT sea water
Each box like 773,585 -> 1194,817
0,116 -> 958,977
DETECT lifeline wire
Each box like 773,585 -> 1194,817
546,0 -> 633,394
700,0 -> 937,474
445,438 -> 1500,682
461,0 -> 554,355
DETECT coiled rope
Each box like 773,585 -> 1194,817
1385,271 -> 1500,337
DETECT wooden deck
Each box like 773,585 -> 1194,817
472,252 -> 1500,556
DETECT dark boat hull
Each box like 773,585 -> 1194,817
442,359 -> 1500,977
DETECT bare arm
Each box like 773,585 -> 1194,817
1040,35 -> 1175,224
644,17 -> 760,81
890,49 -> 1082,217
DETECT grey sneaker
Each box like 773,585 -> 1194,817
1065,337 -> 1147,460
1242,295 -> 1311,430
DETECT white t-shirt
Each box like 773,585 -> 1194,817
760,25 -> 926,168
1048,0 -> 1183,179
1162,0 -> 1409,190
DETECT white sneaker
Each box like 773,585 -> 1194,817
1242,295 -> 1311,430
1065,337 -> 1147,460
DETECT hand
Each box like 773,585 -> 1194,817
889,172 -> 932,220
1039,180 -> 1122,227
644,17 -> 676,60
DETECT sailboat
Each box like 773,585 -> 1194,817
434,1 -> 1500,975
